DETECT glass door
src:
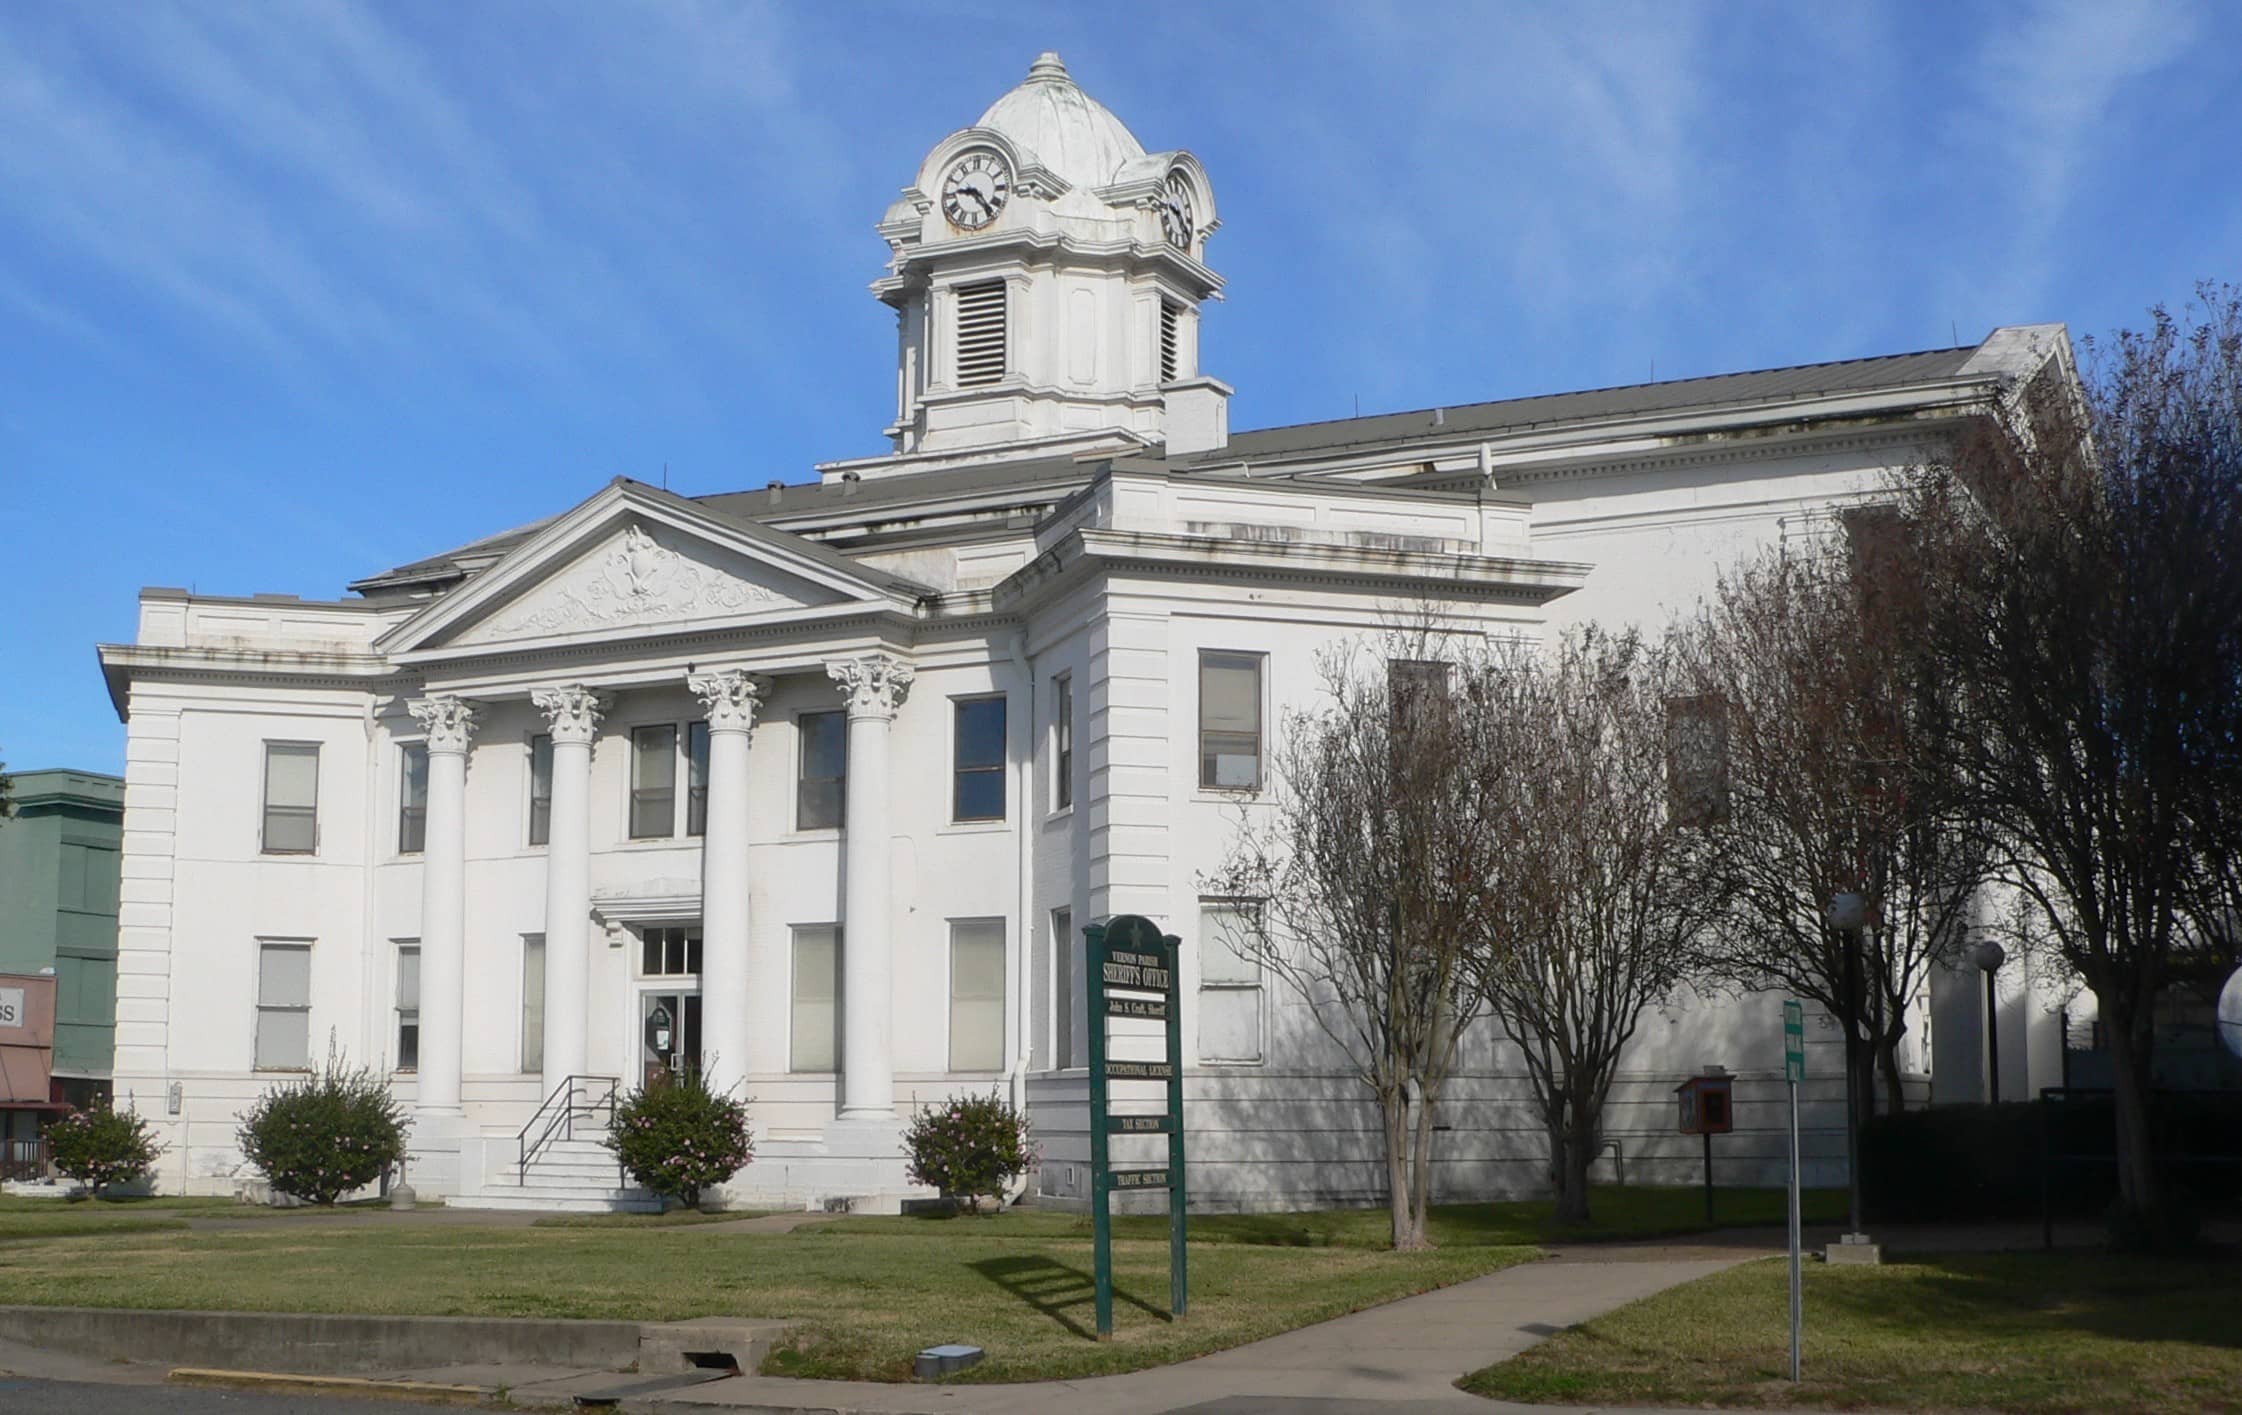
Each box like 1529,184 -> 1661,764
639,989 -> 702,1087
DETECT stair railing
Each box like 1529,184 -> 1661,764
518,1074 -> 620,1185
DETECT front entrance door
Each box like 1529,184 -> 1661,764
639,990 -> 702,1088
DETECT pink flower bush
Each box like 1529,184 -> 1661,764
605,1071 -> 753,1207
903,1090 -> 1034,1215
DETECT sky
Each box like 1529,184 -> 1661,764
3,0 -> 2238,774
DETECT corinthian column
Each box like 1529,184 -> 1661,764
687,667 -> 766,1102
826,652 -> 913,1119
407,695 -> 476,1120
531,684 -> 607,1097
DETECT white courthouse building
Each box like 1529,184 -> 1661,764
98,54 -> 2073,1211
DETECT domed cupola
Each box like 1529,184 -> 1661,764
863,52 -> 1228,465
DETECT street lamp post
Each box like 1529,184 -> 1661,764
1972,939 -> 2007,1104
1826,891 -> 1869,1236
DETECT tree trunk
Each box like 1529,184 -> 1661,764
1555,1106 -> 1595,1226
2102,1007 -> 2171,1249
1876,1030 -> 1908,1115
1409,1086 -> 1439,1244
1383,1089 -> 1425,1251
1841,1023 -> 1867,1233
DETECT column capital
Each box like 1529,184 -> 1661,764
531,684 -> 610,746
407,695 -> 478,755
687,667 -> 770,734
826,652 -> 914,721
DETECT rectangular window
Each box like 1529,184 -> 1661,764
639,925 -> 703,978
955,280 -> 1007,387
1665,695 -> 1731,828
520,935 -> 545,1074
398,743 -> 429,855
797,711 -> 846,830
1159,301 -> 1180,384
254,940 -> 312,1070
686,721 -> 711,837
527,734 -> 554,846
1199,651 -> 1263,790
261,742 -> 320,854
630,725 -> 677,838
1053,675 -> 1074,811
1052,907 -> 1076,1069
949,919 -> 1006,1072
953,696 -> 1007,822
1198,900 -> 1264,1064
790,925 -> 842,1072
394,942 -> 420,1072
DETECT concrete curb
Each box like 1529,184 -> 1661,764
0,1305 -> 645,1376
169,1368 -> 494,1404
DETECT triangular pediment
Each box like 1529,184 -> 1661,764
382,480 -> 929,660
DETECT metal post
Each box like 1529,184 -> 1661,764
1703,1130 -> 1715,1226
1165,930 -> 1187,1319
1086,922 -> 1112,1341
1788,1074 -> 1802,1382
1985,968 -> 2001,1104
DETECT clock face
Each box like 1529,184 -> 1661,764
942,152 -> 1010,230
1160,174 -> 1194,249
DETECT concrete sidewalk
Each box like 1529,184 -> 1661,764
512,1247 -> 1763,1414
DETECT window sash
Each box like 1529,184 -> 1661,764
528,734 -> 554,846
949,920 -> 1006,1072
686,722 -> 710,837
630,725 -> 678,838
398,744 -> 429,855
520,935 -> 546,1074
639,926 -> 702,978
790,925 -> 841,1073
953,697 -> 1007,822
1054,676 -> 1073,810
1052,908 -> 1076,1069
262,743 -> 320,853
1199,653 -> 1262,790
797,711 -> 846,830
255,941 -> 311,1070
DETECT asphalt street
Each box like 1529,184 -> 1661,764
0,1377 -> 446,1414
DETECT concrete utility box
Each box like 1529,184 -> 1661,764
1674,1069 -> 1734,1136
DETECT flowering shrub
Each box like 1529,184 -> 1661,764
903,1090 -> 1036,1214
605,1071 -> 753,1207
235,1051 -> 410,1205
46,1103 -> 162,1194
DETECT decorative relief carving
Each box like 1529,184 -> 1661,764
488,525 -> 788,639
408,695 -> 478,754
687,667 -> 769,733
531,684 -> 609,745
826,652 -> 915,720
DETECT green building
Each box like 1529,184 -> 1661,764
0,769 -> 122,1110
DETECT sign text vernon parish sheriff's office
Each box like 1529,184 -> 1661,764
1101,951 -> 1172,991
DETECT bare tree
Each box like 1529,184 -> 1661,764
1902,288 -> 2242,1246
1472,629 -> 1717,1225
1206,632 -> 1502,1250
1673,527 -> 1983,1229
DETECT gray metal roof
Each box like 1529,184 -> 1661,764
1179,345 -> 1982,466
349,342 -> 1987,595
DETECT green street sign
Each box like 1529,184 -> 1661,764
1085,914 -> 1188,1339
1784,1000 -> 1806,1083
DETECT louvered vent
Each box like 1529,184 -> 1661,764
1159,301 -> 1180,384
955,281 -> 1007,388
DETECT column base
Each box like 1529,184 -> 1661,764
406,1108 -> 471,1199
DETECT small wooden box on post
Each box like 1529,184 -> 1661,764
1084,914 -> 1187,1340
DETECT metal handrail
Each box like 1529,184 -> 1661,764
518,1073 -> 620,1184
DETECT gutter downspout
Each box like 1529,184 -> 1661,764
1005,631 -> 1035,1203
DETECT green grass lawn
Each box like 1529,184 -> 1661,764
828,1184 -> 1846,1249
1462,1251 -> 2242,1414
0,1193 -> 409,1240
529,1208 -> 778,1228
0,1217 -> 1535,1383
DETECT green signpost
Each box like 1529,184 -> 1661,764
1085,914 -> 1187,1339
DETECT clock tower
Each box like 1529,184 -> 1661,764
867,52 -> 1227,466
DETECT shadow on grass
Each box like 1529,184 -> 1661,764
1813,1251 -> 2242,1353
969,1253 -> 1172,1340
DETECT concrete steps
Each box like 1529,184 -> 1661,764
450,1130 -> 665,1214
